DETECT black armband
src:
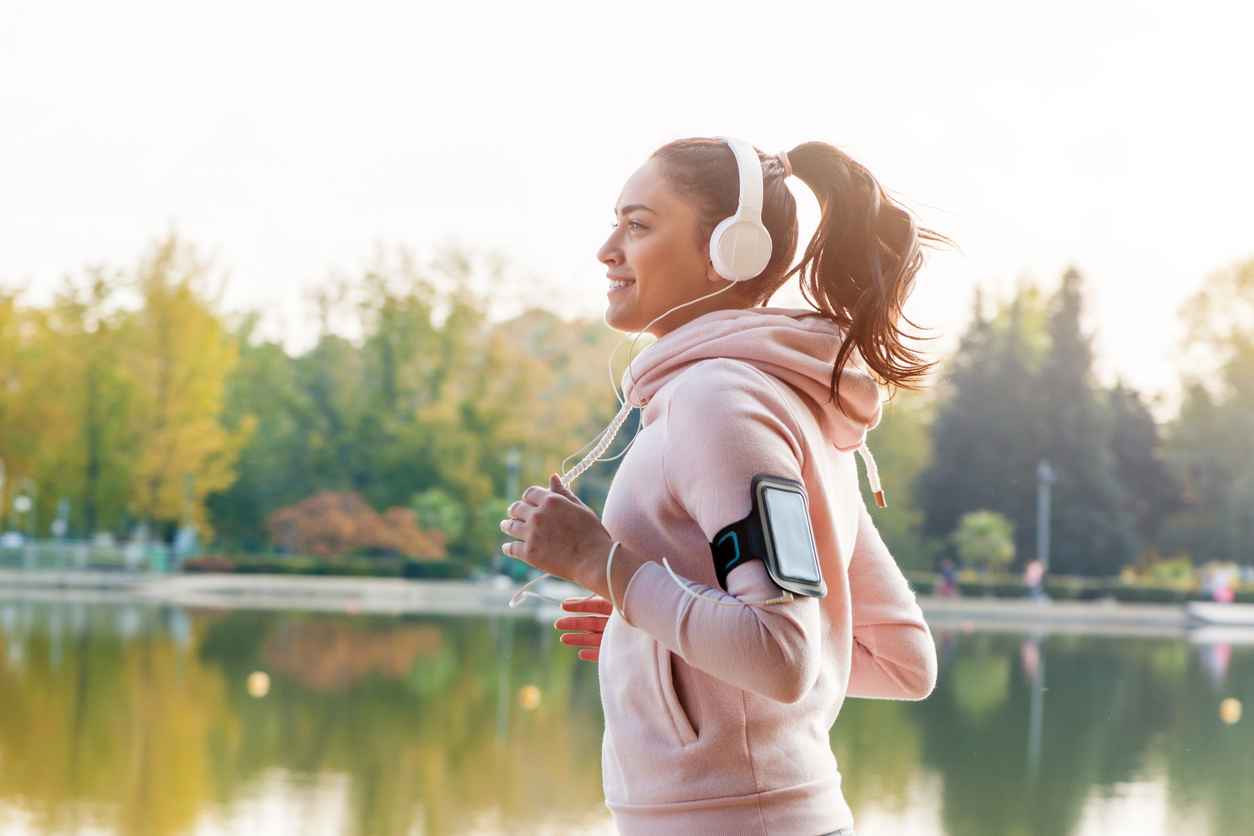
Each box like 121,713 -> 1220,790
708,474 -> 827,599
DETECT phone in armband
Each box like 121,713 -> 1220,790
709,474 -> 827,598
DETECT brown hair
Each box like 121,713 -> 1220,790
649,138 -> 946,398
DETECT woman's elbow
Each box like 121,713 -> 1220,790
851,625 -> 938,700
904,649 -> 938,700
762,643 -> 820,705
898,631 -> 939,700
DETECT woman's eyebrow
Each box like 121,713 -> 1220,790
615,203 -> 659,216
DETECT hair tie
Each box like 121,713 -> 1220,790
775,150 -> 793,179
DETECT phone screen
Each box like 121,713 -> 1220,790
761,486 -> 821,584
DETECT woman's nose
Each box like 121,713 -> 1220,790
597,234 -> 622,266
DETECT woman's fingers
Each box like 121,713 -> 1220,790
505,500 -> 534,521
521,485 -> 550,505
556,593 -> 607,663
560,596 -> 613,616
554,614 -> 607,633
559,630 -> 603,648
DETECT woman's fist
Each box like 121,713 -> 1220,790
500,474 -> 613,591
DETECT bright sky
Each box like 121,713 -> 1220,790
2,0 -> 1252,403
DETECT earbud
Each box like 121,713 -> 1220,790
709,136 -> 773,282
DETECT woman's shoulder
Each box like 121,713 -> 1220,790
668,357 -> 790,405
663,358 -> 808,450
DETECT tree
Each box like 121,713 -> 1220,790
950,510 -> 1015,573
1163,257 -> 1254,565
0,274 -> 138,537
1035,268 -> 1137,575
921,272 -> 1140,576
1107,381 -> 1179,548
34,270 -> 137,536
126,234 -> 251,537
920,286 -> 1048,565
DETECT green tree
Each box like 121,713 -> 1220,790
920,286 -> 1048,565
1036,268 -> 1137,575
922,273 -> 1140,576
206,315 -> 317,550
950,510 -> 1016,573
1107,381 -> 1179,549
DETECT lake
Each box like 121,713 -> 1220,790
0,595 -> 1249,836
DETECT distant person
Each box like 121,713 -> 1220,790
500,138 -> 939,836
938,556 -> 960,597
1024,559 -> 1046,600
1205,565 -> 1235,604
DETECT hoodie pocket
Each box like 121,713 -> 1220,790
655,643 -> 698,746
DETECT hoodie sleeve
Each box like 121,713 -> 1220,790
846,502 -> 937,700
620,359 -> 823,705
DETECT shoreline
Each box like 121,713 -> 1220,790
1,570 -> 1252,641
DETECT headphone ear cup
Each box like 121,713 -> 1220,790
709,216 -> 773,282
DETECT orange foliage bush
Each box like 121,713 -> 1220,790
265,490 -> 446,559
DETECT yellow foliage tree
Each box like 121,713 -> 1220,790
126,234 -> 252,536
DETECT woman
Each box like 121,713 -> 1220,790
500,138 -> 939,836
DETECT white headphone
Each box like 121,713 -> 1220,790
709,136 -> 773,282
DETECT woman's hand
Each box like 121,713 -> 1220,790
500,474 -> 614,593
555,596 -> 612,662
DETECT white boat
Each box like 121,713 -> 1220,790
1185,601 -> 1254,626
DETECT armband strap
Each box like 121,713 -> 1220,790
710,512 -> 767,591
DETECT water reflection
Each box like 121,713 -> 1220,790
0,597 -> 1249,836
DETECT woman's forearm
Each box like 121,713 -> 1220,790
575,541 -> 647,610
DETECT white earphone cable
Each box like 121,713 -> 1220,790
508,281 -> 741,609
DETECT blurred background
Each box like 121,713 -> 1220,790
1,1 -> 1252,835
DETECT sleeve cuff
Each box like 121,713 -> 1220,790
621,559 -> 704,644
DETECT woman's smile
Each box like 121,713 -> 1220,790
607,277 -> 635,295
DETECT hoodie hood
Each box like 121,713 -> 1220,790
622,308 -> 883,453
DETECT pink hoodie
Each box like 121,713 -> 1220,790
598,308 -> 936,836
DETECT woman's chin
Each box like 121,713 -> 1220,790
603,302 -> 639,333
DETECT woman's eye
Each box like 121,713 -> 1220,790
628,220 -> 646,231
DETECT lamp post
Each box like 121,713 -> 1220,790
52,499 -> 70,539
12,476 -> 37,538
1036,460 -> 1055,571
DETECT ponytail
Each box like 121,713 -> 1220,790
785,142 -> 945,399
651,138 -> 946,401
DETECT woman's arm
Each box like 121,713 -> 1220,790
620,360 -> 821,703
619,556 -> 821,704
845,503 -> 937,700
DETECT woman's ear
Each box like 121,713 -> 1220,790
705,258 -> 724,284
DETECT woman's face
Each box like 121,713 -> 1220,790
597,160 -> 729,336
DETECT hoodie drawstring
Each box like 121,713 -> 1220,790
857,443 -> 887,508
508,400 -> 637,608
